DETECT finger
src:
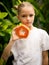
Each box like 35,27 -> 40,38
12,30 -> 19,40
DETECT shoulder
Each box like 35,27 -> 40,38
35,27 -> 49,36
33,27 -> 49,40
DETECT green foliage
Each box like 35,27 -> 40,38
0,44 -> 2,52
0,1 -> 21,60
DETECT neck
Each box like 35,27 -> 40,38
27,25 -> 33,30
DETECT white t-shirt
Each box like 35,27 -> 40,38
11,27 -> 49,65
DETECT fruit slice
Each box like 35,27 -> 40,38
15,24 -> 29,38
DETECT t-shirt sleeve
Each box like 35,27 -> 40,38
41,30 -> 49,51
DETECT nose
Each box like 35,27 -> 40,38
26,16 -> 30,21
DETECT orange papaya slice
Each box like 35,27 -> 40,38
15,24 -> 30,38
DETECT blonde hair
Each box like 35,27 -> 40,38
14,2 -> 35,15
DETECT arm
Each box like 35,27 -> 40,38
1,28 -> 19,61
0,27 -> 19,65
1,40 -> 14,61
0,39 -> 15,65
42,51 -> 48,65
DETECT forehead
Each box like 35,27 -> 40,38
19,6 -> 35,15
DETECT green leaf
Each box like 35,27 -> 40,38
0,2 -> 14,22
18,0 -> 22,4
0,22 -> 2,25
0,32 -> 5,36
13,16 -> 19,24
3,19 -> 13,26
1,19 -> 13,31
11,8 -> 17,15
6,29 -> 12,34
0,12 -> 8,19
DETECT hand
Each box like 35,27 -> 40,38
11,24 -> 29,41
11,26 -> 20,41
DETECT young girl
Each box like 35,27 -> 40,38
0,2 -> 49,65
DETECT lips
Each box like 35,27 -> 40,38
26,22 -> 32,24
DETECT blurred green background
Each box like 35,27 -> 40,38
0,0 -> 49,64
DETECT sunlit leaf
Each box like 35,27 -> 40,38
0,22 -> 2,25
0,19 -> 13,31
3,19 -> 13,26
0,12 -> 8,19
18,0 -> 22,4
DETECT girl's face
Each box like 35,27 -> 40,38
17,6 -> 35,28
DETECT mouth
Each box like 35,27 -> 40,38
26,22 -> 32,24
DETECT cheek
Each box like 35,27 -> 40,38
31,17 -> 35,23
21,19 -> 26,23
32,16 -> 35,21
20,20 -> 25,24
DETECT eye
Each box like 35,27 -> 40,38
29,14 -> 34,17
21,15 -> 26,17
